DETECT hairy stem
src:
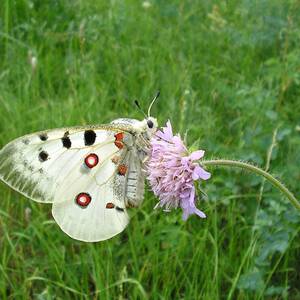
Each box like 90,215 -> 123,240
201,159 -> 300,212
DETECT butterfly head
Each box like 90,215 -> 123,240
112,92 -> 160,139
133,91 -> 160,137
111,117 -> 158,137
142,116 -> 158,136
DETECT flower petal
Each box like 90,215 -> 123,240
192,165 -> 211,180
194,208 -> 206,218
180,198 -> 206,220
161,120 -> 173,140
190,150 -> 205,160
189,186 -> 195,204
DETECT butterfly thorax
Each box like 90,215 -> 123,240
111,117 -> 158,158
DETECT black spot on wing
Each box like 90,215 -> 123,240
84,130 -> 96,146
39,133 -> 48,141
62,134 -> 71,149
116,206 -> 125,212
38,150 -> 49,162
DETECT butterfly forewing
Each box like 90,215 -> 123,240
0,126 -> 124,203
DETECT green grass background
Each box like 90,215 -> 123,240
0,0 -> 300,299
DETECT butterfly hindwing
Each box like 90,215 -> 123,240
52,152 -> 131,242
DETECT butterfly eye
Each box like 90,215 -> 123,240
147,120 -> 154,129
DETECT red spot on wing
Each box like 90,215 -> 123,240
114,132 -> 124,141
106,202 -> 115,209
114,140 -> 124,149
114,132 -> 124,149
118,164 -> 127,176
84,153 -> 99,168
75,193 -> 92,207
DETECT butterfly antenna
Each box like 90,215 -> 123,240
134,100 -> 147,119
147,91 -> 160,117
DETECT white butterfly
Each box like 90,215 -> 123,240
0,95 -> 159,242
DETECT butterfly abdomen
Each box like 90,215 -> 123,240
125,155 -> 145,207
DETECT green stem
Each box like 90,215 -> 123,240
201,159 -> 300,212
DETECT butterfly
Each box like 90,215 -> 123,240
0,93 -> 160,242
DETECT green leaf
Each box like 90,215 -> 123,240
237,270 -> 264,292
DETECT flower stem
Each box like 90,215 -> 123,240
201,159 -> 300,212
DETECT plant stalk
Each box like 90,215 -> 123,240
201,159 -> 300,212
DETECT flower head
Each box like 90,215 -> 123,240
147,120 -> 211,220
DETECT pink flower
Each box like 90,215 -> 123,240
146,120 -> 211,220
